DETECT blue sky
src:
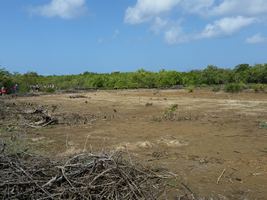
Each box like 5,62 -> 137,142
0,0 -> 267,75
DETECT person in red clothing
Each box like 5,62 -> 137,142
1,86 -> 7,96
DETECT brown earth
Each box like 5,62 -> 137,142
1,89 -> 267,199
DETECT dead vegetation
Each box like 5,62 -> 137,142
69,95 -> 88,99
0,150 -> 170,200
0,100 -> 112,129
145,102 -> 153,107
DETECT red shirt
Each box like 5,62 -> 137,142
1,88 -> 7,94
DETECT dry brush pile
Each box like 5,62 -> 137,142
0,100 -> 111,129
0,151 -> 170,200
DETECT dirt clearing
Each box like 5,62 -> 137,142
1,89 -> 267,199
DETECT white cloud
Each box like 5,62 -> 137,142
211,0 -> 267,16
246,33 -> 267,44
124,0 -> 217,24
125,0 -> 181,24
164,16 -> 257,44
164,26 -> 189,44
181,0 -> 214,14
125,0 -> 267,44
150,17 -> 169,34
200,16 -> 256,38
125,0 -> 267,22
32,0 -> 87,19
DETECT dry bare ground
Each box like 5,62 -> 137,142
1,89 -> 267,199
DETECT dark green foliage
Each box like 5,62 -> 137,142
0,68 -> 15,93
202,65 -> 231,85
14,72 -> 40,93
247,64 -> 267,84
44,87 -> 56,93
1,64 -> 267,93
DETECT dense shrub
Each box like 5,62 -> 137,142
0,68 -> 15,93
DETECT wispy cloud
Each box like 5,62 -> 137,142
199,16 -> 256,38
150,17 -> 168,34
31,0 -> 87,19
246,33 -> 267,44
125,0 -> 267,45
164,26 -> 190,44
124,0 -> 181,24
180,0 -> 214,15
210,0 -> 267,16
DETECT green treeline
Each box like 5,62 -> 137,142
1,64 -> 267,93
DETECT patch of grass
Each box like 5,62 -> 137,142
152,104 -> 178,122
163,104 -> 178,120
259,121 -> 267,129
0,132 -> 29,155
44,87 -> 56,93
187,86 -> 194,93
224,83 -> 245,93
212,85 -> 221,92
251,84 -> 266,93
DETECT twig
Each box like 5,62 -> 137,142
14,164 -> 53,199
83,134 -> 91,152
181,182 -> 196,199
217,168 -> 226,184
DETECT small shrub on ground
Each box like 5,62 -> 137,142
187,86 -> 194,93
251,84 -> 265,93
224,83 -> 245,93
163,104 -> 178,120
259,121 -> 267,129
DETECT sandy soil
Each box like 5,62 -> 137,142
7,89 -> 267,199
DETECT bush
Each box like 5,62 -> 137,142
224,83 -> 245,93
187,86 -> 194,93
251,84 -> 265,92
163,104 -> 178,120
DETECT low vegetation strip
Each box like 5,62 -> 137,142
1,64 -> 266,92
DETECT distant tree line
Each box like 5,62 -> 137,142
1,63 -> 267,93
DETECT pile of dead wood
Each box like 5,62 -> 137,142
0,151 -> 169,199
22,106 -> 58,128
0,100 -> 100,128
0,100 -> 56,128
